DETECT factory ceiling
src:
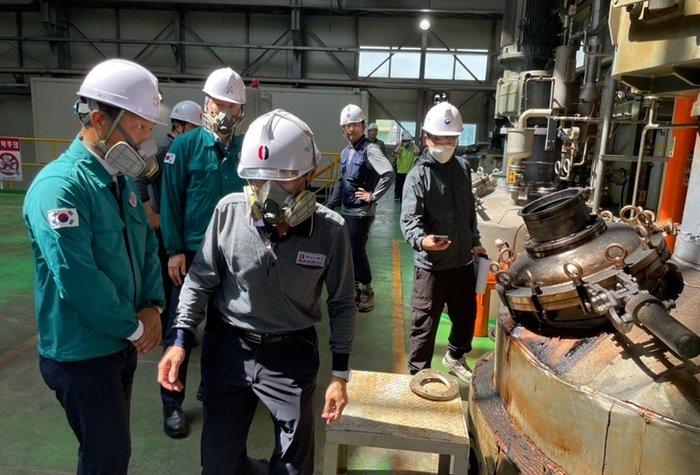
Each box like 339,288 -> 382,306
0,0 -> 505,18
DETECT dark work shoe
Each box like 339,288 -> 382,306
164,406 -> 188,438
358,288 -> 375,313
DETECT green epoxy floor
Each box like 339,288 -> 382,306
0,188 -> 495,474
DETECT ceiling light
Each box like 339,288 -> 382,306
419,19 -> 431,31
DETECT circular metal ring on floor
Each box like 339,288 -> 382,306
409,369 -> 460,401
488,325 -> 497,341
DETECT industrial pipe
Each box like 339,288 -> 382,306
591,73 -> 616,213
631,122 -> 698,206
578,0 -> 602,115
625,293 -> 700,359
516,108 -> 553,129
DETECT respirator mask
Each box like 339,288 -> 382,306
245,179 -> 316,228
202,102 -> 245,136
76,101 -> 159,180
429,145 -> 456,164
104,137 -> 159,179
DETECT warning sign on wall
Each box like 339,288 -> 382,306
0,137 -> 23,182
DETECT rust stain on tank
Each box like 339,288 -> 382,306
502,350 -> 584,456
503,312 -> 609,374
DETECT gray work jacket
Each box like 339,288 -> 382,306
174,193 -> 356,355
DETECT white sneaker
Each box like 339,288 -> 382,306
442,353 -> 472,383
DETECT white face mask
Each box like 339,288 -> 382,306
429,144 -> 456,163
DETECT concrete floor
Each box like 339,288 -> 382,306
0,187 -> 494,475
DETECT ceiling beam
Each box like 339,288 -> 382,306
31,0 -> 505,15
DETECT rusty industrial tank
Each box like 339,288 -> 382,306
468,188 -> 700,475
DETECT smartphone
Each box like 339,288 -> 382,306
433,235 -> 449,242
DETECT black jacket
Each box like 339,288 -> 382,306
400,149 -> 481,271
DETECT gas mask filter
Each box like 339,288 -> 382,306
429,144 -> 456,164
202,107 -> 245,136
104,138 -> 159,180
245,180 -> 316,228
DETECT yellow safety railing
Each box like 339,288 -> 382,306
314,152 -> 340,202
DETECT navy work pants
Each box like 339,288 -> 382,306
39,345 -> 137,475
407,264 -> 477,374
201,324 -> 319,475
161,250 -> 198,410
343,214 -> 375,286
155,229 -> 173,331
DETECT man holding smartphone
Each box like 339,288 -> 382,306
400,101 -> 486,383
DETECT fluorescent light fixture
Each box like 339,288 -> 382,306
419,19 -> 431,31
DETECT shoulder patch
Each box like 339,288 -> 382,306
164,152 -> 176,164
48,208 -> 79,229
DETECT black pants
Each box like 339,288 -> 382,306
394,173 -> 407,200
39,346 -> 137,475
155,229 -> 173,333
343,214 -> 375,286
161,249 -> 197,410
407,265 -> 477,374
201,324 -> 319,475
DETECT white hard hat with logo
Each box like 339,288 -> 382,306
367,122 -> 378,130
170,100 -> 202,126
401,130 -> 413,141
238,109 -> 318,181
339,104 -> 366,126
203,67 -> 246,104
422,102 -> 463,136
78,59 -> 166,125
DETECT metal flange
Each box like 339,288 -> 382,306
409,369 -> 460,401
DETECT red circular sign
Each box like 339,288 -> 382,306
0,152 -> 20,177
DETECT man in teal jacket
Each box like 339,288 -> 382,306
22,59 -> 165,475
158,66 -> 246,437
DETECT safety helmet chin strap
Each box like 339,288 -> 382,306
83,104 -> 126,155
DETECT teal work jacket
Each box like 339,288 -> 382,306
23,137 -> 164,361
160,127 -> 245,254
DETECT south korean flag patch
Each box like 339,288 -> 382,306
48,208 -> 79,229
164,152 -> 176,164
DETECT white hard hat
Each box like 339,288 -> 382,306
203,67 -> 246,104
77,59 -> 166,125
422,102 -> 463,136
367,122 -> 378,130
238,109 -> 317,181
339,104 -> 366,126
401,130 -> 412,141
170,100 -> 202,126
